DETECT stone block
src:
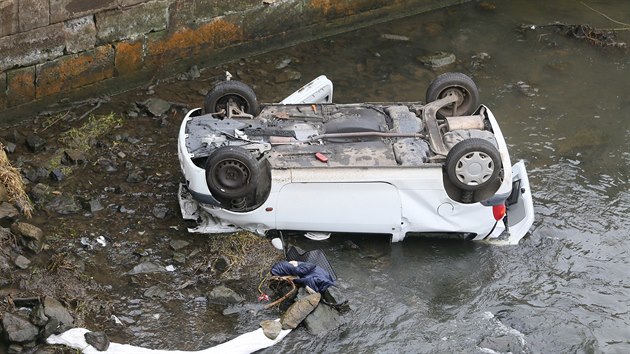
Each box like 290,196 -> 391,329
146,16 -> 242,66
50,0 -> 117,23
167,0 -> 195,29
307,0 -> 391,19
194,0 -> 260,21
18,0 -> 49,31
0,0 -> 18,36
0,71 -> 6,110
119,0 -> 146,6
7,66 -> 35,106
243,0 -> 314,40
115,39 -> 144,75
36,45 -> 114,98
64,16 -> 97,54
96,1 -> 169,44
0,23 -> 65,71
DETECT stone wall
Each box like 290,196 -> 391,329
0,0 -> 467,121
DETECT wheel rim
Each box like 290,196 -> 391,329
213,159 -> 250,192
440,87 -> 472,116
216,94 -> 249,113
454,151 -> 495,186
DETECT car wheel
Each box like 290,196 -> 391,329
426,72 -> 479,117
445,138 -> 501,191
203,80 -> 259,116
205,146 -> 260,200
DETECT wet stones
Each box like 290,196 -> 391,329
25,134 -> 46,152
141,98 -> 172,117
207,285 -> 244,305
417,51 -> 456,68
2,312 -> 39,343
43,297 -> 74,328
275,69 -> 301,83
260,320 -> 282,340
1,297 -> 75,351
280,292 -> 321,330
11,222 -> 44,254
0,202 -> 19,220
85,331 -> 110,351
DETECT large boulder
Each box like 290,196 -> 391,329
43,297 -> 74,327
260,320 -> 282,340
2,312 -> 38,343
280,292 -> 321,330
11,222 -> 44,253
207,285 -> 244,305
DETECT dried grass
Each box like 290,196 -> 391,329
0,143 -> 33,218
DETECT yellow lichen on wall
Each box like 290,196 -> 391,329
115,40 -> 144,75
148,18 -> 242,64
309,0 -> 356,16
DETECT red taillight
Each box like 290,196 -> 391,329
493,204 -> 506,221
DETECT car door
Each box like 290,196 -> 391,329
275,182 -> 402,235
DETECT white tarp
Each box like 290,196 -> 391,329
47,320 -> 291,354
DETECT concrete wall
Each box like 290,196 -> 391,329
0,0 -> 467,121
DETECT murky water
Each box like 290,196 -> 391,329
247,1 -> 629,353
6,0 -> 628,353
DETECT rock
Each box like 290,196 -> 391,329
85,331 -> 110,351
49,169 -> 64,181
42,318 -> 60,337
514,81 -> 538,97
11,222 -> 45,253
416,51 -> 456,68
29,183 -> 51,204
25,134 -> 46,152
63,149 -> 87,164
207,285 -> 244,305
304,301 -> 340,335
275,58 -> 292,70
2,312 -> 39,343
280,292 -> 321,330
30,303 -> 49,327
8,343 -> 24,353
23,167 -> 49,183
88,199 -> 104,213
0,202 -> 19,220
275,69 -> 301,83
169,239 -> 189,251
126,170 -> 144,183
478,1 -> 497,11
43,297 -> 74,327
479,335 -> 525,353
186,65 -> 200,80
13,254 -> 31,269
381,34 -> 410,41
152,204 -> 168,219
142,98 -> 171,117
3,141 -> 17,153
127,261 -> 164,275
45,195 -> 81,215
260,320 -> 282,340
143,285 -> 167,299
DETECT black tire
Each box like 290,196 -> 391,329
203,80 -> 259,116
426,72 -> 479,117
445,138 -> 501,191
205,146 -> 260,200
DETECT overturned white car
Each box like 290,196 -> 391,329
177,73 -> 534,244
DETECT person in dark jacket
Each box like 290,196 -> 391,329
271,260 -> 335,293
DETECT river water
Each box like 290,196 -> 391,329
251,1 -> 630,353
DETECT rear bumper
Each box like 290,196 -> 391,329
485,160 -> 534,245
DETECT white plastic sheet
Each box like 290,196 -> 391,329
47,320 -> 291,354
